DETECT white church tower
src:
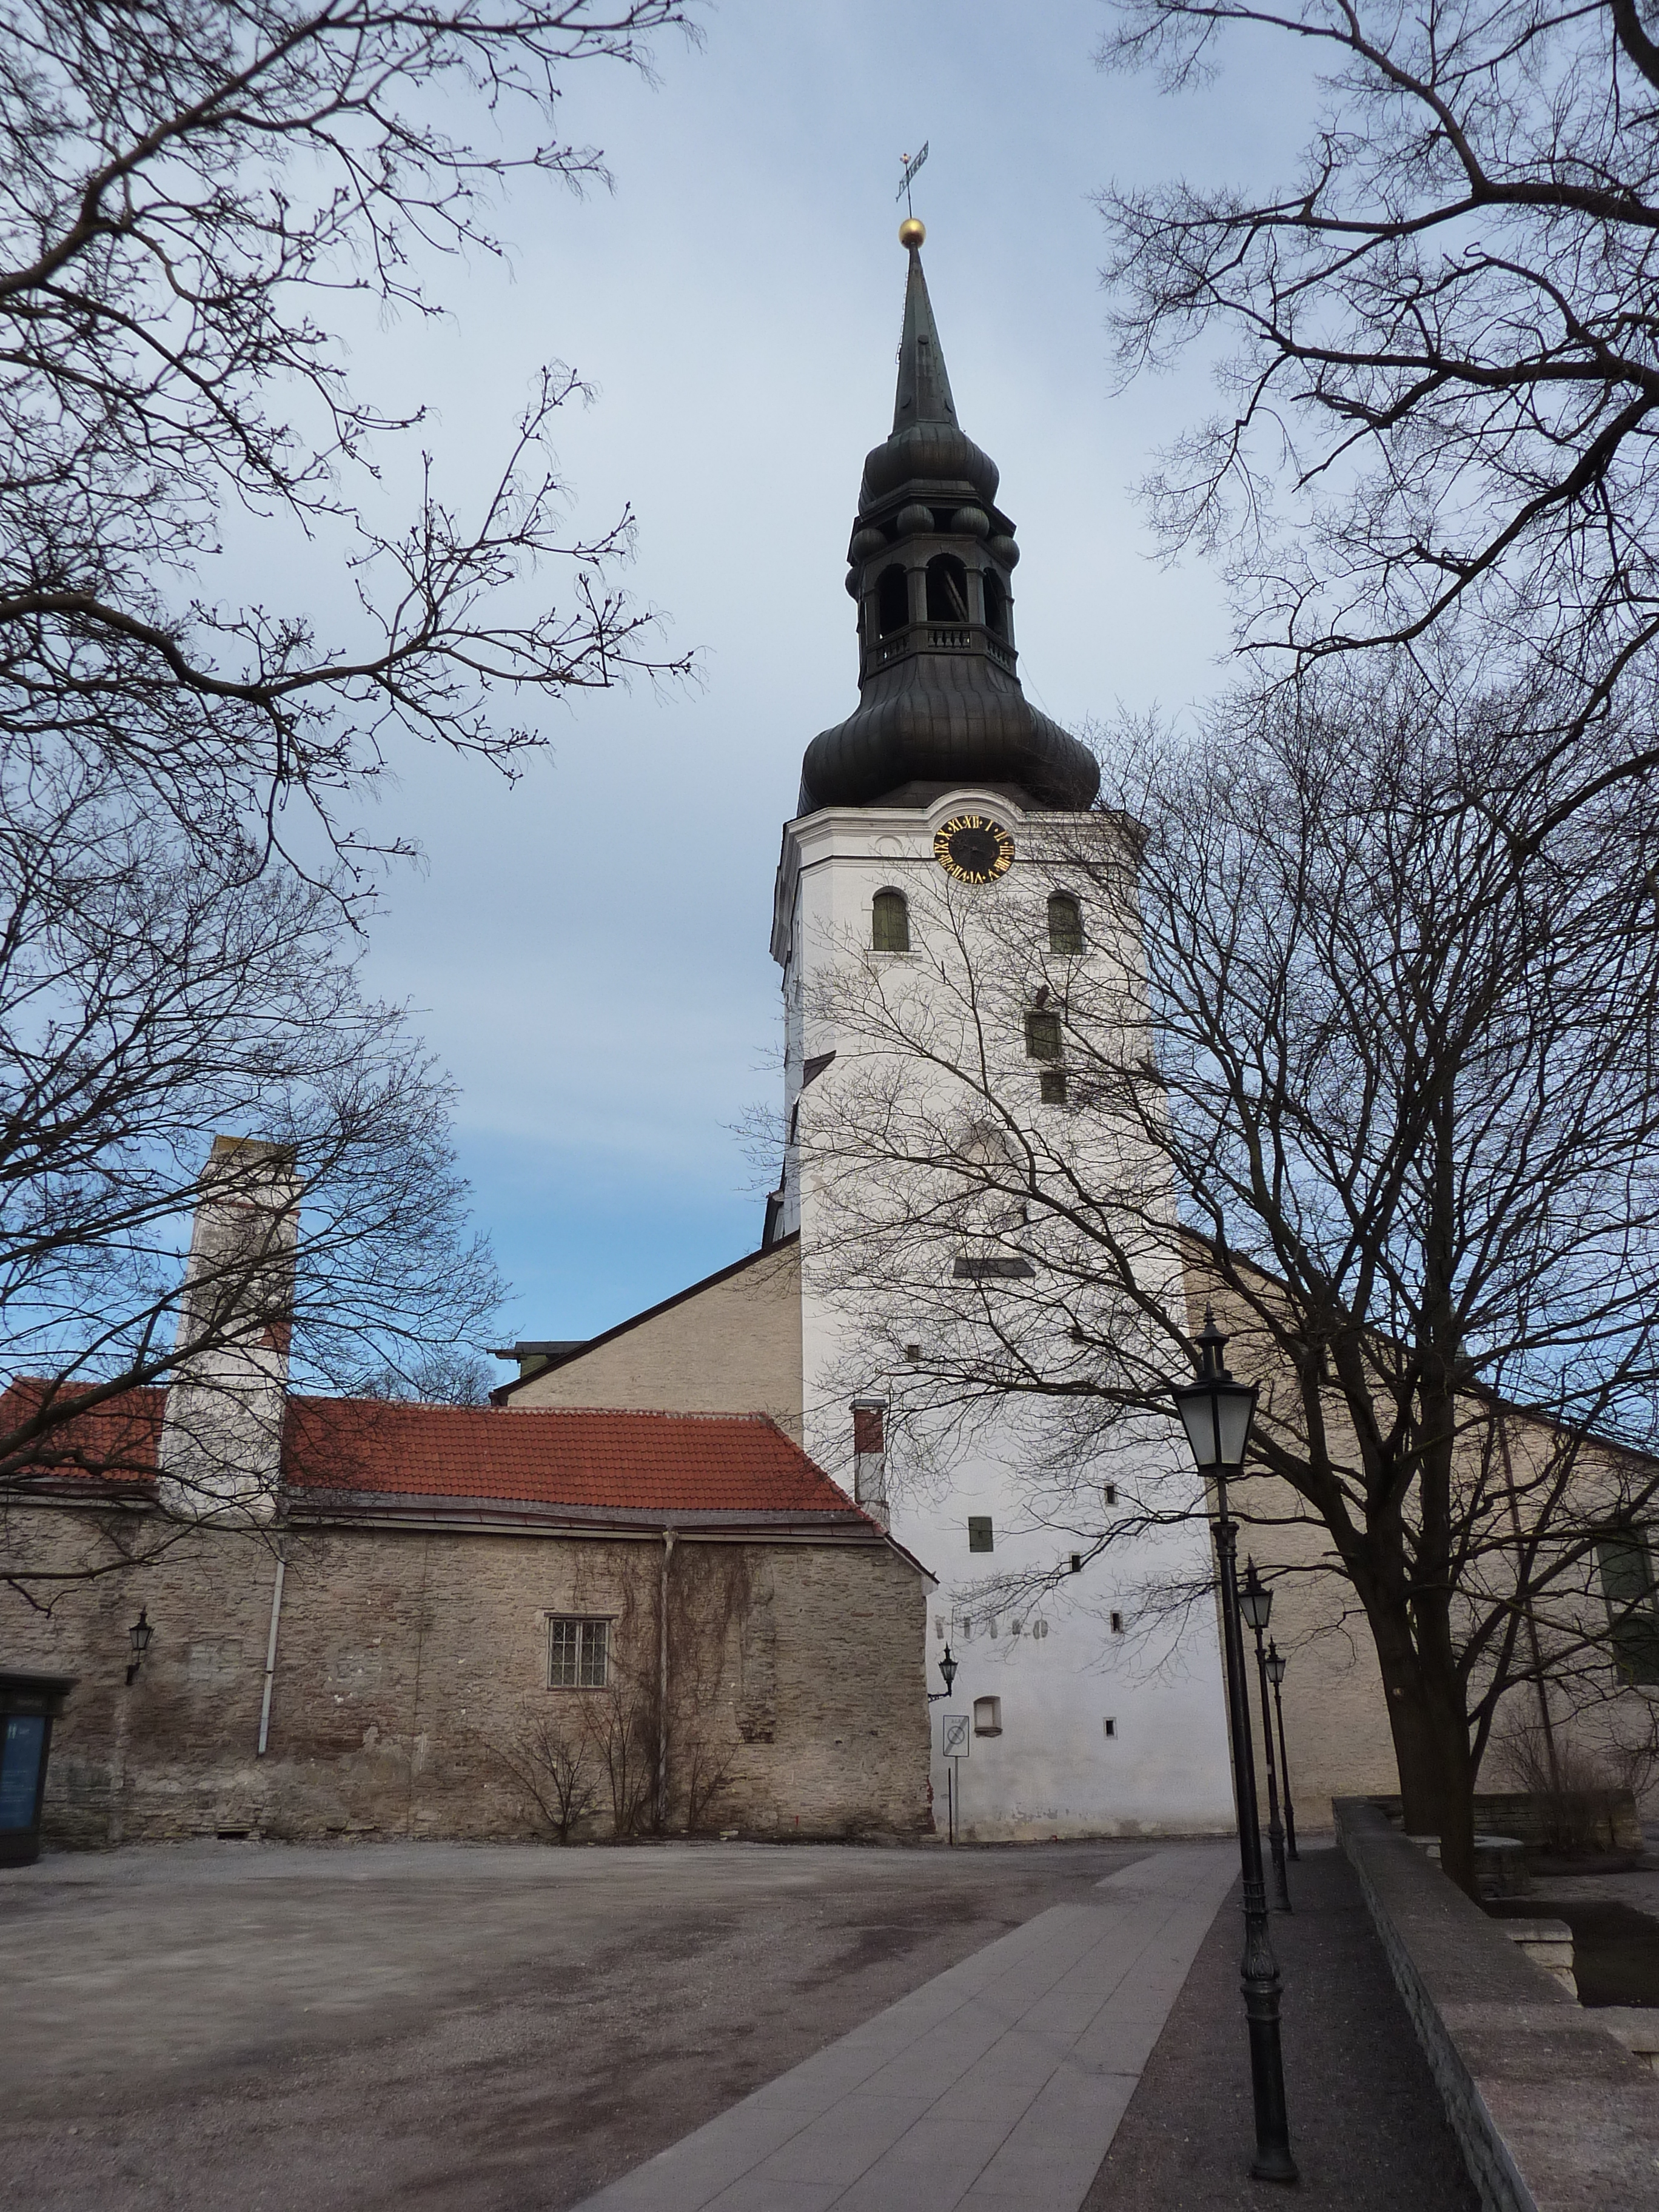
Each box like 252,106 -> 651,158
767,220 -> 1235,1840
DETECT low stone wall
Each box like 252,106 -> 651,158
1335,1797 -> 1659,2212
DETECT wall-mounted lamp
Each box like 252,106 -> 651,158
126,1607 -> 153,1686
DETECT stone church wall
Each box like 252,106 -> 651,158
0,1506 -> 929,1846
507,1241 -> 805,1438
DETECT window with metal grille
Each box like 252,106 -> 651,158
1598,1534 -> 1659,1685
548,1617 -> 609,1689
871,890 -> 910,952
1025,1009 -> 1062,1060
1048,893 -> 1084,954
968,1516 -> 994,1552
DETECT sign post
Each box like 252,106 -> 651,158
940,1711 -> 969,1847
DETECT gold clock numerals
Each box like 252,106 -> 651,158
934,814 -> 1016,884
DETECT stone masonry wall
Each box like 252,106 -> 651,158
509,1242 -> 805,1439
0,1503 -> 930,1846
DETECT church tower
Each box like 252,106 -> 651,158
770,223 -> 1235,1839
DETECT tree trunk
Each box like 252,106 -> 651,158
1369,1606 -> 1478,1895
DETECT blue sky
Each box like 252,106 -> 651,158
303,1 -> 1304,1359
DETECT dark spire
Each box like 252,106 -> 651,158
797,223 -> 1099,817
891,241 -> 959,435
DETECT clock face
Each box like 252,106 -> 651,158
934,814 -> 1016,884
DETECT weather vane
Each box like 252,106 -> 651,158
896,142 -> 929,215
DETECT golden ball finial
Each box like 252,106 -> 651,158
899,216 -> 925,249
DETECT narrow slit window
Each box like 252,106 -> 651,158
871,890 -> 910,953
1048,893 -> 1084,954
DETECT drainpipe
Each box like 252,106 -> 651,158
256,1546 -> 286,1757
659,1529 -> 677,1828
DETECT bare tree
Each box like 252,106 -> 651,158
801,651 -> 1659,1892
1099,0 -> 1659,814
486,1704 -> 600,1843
0,2 -> 697,883
0,800 -> 501,1590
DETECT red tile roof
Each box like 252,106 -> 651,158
282,1398 -> 861,1520
0,1379 -> 164,1488
1,1379 -> 874,1534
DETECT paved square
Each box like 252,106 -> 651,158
577,1844 -> 1237,2212
0,1834 -> 1153,2210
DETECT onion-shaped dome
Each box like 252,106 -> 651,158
798,227 -> 1098,818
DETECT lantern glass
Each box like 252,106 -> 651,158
1239,1564 -> 1272,1632
939,1645 -> 957,1697
129,1610 -> 152,1658
1173,1374 -> 1257,1471
1266,1644 -> 1287,1687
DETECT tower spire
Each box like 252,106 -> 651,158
892,229 -> 957,435
794,220 -> 1100,817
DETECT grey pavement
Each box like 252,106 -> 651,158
575,1840 -> 1238,2212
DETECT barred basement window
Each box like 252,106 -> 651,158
1048,893 -> 1084,954
872,889 -> 910,952
548,1617 -> 609,1689
1025,1008 -> 1062,1060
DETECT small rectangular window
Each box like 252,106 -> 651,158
1069,1552 -> 1082,1574
1110,1610 -> 1124,1635
1039,1069 -> 1068,1105
1102,1716 -> 1118,1740
974,1695 -> 1002,1736
967,1516 -> 994,1553
549,1617 -> 609,1689
1104,1484 -> 1117,1507
1598,1533 -> 1659,1685
1025,1009 -> 1062,1061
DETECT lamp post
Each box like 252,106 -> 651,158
125,1608 -> 153,1687
1171,1311 -> 1297,2185
1241,1560 -> 1292,1912
1266,1640 -> 1298,1860
930,1644 -> 961,1845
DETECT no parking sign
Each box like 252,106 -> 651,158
940,1711 -> 970,1760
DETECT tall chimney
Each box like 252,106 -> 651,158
159,1136 -> 300,1523
851,1395 -> 889,1531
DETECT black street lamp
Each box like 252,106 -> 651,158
1241,1560 -> 1292,1912
1171,1311 -> 1298,2185
1266,1640 -> 1298,1860
125,1607 -> 153,1687
928,1643 -> 959,1703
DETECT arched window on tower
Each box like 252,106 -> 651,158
925,554 -> 970,624
876,565 -> 910,636
1048,893 -> 1084,954
983,569 -> 1010,640
871,890 -> 910,953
